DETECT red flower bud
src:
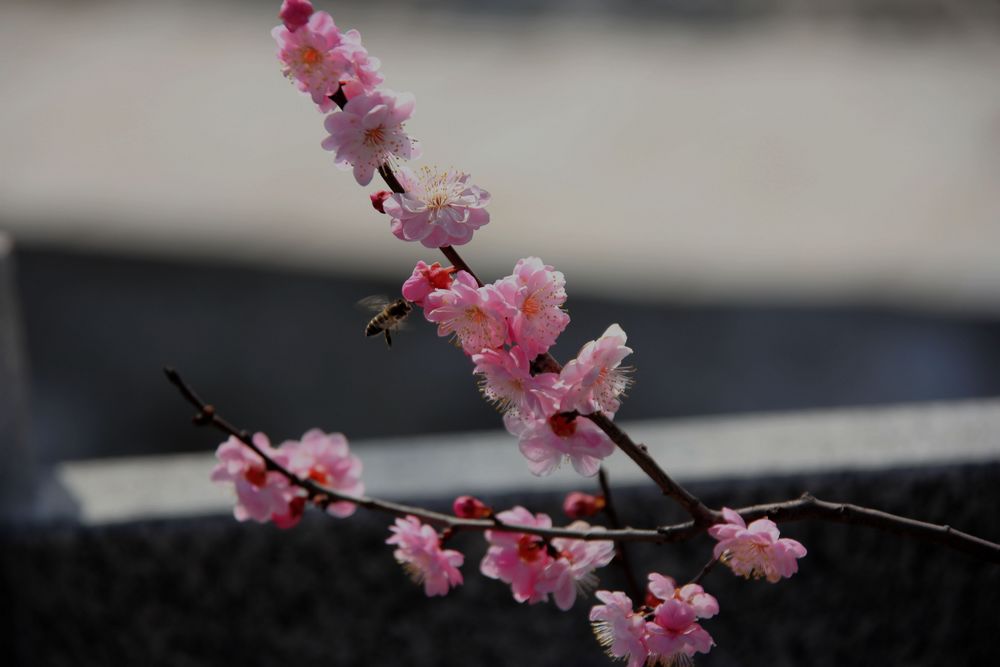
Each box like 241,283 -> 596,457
370,190 -> 392,213
562,491 -> 605,519
453,495 -> 492,519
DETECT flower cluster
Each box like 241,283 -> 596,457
210,429 -> 363,528
386,516 -> 464,597
404,256 -> 632,477
590,574 -> 719,667
709,507 -> 807,582
480,506 -> 615,610
273,0 -> 491,244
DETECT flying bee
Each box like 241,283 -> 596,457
359,296 -> 412,348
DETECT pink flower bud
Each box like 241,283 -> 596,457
563,491 -> 605,519
279,0 -> 314,32
453,495 -> 492,519
370,190 -> 392,213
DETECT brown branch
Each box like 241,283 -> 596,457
598,466 -> 642,601
689,556 -> 719,586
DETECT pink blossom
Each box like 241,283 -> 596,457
321,89 -> 419,186
480,506 -> 555,605
589,591 -> 650,667
563,491 -> 605,519
401,260 -> 455,308
644,574 -> 718,664
423,271 -> 510,354
272,11 -> 349,112
495,257 -> 570,358
540,521 -> 615,610
336,28 -> 384,100
279,0 -> 313,32
283,429 -> 364,518
505,412 -> 615,477
708,507 -> 807,582
559,323 -> 633,415
370,189 -> 391,213
452,495 -> 492,519
472,346 -> 561,417
386,516 -> 464,597
384,166 -> 491,248
210,433 -> 298,524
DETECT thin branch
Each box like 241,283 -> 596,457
689,556 -> 719,586
598,466 -> 643,600
165,368 -> 1000,562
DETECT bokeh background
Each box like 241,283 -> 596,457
2,0 -> 1000,665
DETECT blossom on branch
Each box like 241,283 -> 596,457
589,591 -> 650,667
401,260 -> 455,307
495,257 -> 570,358
384,166 -> 491,248
708,507 -> 807,582
279,0 -> 314,32
321,89 -> 420,185
563,491 -> 605,519
472,345 -> 561,417
273,11 -> 350,111
644,574 -> 718,664
480,507 -> 614,610
559,323 -> 633,416
386,516 -> 464,597
336,28 -> 384,100
283,429 -> 364,518
505,411 -> 615,477
424,271 -> 510,354
210,433 -> 298,524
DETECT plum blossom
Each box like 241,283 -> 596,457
321,89 -> 419,185
480,508 -> 614,609
643,574 -> 718,665
495,257 -> 570,358
708,507 -> 807,582
210,433 -> 298,524
505,411 -> 615,477
559,323 -> 633,415
279,0 -> 314,32
424,271 -> 510,354
540,522 -> 616,610
336,28 -> 384,100
589,591 -> 650,667
273,11 -> 349,111
401,260 -> 455,308
452,495 -> 492,519
384,166 -> 491,248
472,346 -> 561,417
480,506 -> 555,605
283,429 -> 364,518
386,516 -> 464,596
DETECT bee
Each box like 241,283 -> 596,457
359,296 -> 412,348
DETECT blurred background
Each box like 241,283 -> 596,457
1,0 -> 1000,665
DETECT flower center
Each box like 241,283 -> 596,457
517,535 -> 545,562
521,293 -> 541,316
308,465 -> 331,486
364,126 -> 386,146
244,464 -> 267,488
300,46 -> 322,67
548,413 -> 577,437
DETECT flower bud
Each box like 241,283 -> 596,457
453,495 -> 492,519
562,491 -> 605,519
370,190 -> 392,213
279,0 -> 314,32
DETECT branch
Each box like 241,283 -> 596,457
598,466 -> 643,600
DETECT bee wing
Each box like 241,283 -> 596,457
357,295 -> 393,312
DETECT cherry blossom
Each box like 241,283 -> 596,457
708,507 -> 807,582
383,166 -> 491,248
386,516 -> 464,597
336,28 -> 384,100
273,11 -> 350,112
589,591 -> 650,667
643,574 -> 719,665
423,271 -> 510,354
505,411 -> 615,477
495,257 -> 570,358
321,89 -> 419,185
401,260 -> 455,307
279,0 -> 314,32
480,506 -> 556,605
559,323 -> 633,416
210,433 -> 297,524
283,429 -> 364,518
540,522 -> 616,610
471,346 -> 561,417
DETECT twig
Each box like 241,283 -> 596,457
165,368 -> 1000,562
689,556 -> 718,586
598,466 -> 643,601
